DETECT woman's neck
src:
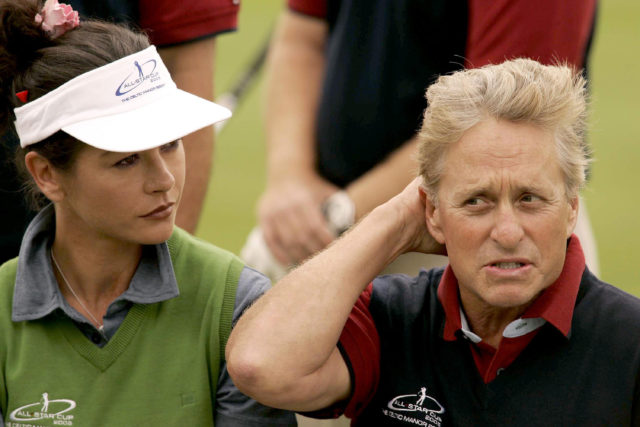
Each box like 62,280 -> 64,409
51,212 -> 143,318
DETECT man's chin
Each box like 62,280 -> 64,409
482,287 -> 541,311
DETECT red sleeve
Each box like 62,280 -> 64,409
465,0 -> 597,69
139,0 -> 239,46
298,284 -> 380,420
288,0 -> 327,19
340,283 -> 380,419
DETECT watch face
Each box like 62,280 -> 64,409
322,192 -> 355,235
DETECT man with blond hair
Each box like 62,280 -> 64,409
226,59 -> 640,426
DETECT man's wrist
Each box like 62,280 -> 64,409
266,169 -> 320,188
356,204 -> 417,264
265,149 -> 316,182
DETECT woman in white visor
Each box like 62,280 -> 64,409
0,0 -> 295,425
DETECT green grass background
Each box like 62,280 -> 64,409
199,0 -> 640,295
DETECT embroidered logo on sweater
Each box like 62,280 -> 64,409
382,386 -> 445,426
8,392 -> 76,426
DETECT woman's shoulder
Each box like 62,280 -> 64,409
0,258 -> 17,293
0,258 -> 17,322
167,227 -> 244,287
167,227 -> 242,264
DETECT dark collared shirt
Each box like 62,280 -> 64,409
334,235 -> 587,418
438,235 -> 585,382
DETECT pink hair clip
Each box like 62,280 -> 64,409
34,0 -> 79,39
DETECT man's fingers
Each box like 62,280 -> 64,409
262,206 -> 331,265
262,219 -> 294,265
273,213 -> 315,263
301,202 -> 336,246
258,178 -> 341,265
276,206 -> 335,264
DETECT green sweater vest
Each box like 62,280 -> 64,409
0,227 -> 243,426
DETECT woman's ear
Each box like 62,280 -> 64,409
24,152 -> 66,203
420,186 -> 446,245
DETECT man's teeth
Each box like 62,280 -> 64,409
494,262 -> 523,269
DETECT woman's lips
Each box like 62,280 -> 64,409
141,203 -> 174,219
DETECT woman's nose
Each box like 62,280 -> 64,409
143,153 -> 175,194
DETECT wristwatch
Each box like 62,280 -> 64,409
322,191 -> 356,236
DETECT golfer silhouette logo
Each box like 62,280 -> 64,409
9,392 -> 77,422
40,392 -> 49,412
416,387 -> 428,406
388,386 -> 445,415
115,58 -> 158,96
134,60 -> 144,81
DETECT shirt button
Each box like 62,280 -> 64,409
91,333 -> 102,344
496,368 -> 505,376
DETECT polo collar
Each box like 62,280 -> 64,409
439,235 -> 586,342
12,204 -> 179,322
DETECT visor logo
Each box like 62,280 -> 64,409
115,59 -> 160,96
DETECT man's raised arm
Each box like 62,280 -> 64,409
226,178 -> 443,412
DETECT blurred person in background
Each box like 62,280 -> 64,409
244,0 -> 599,288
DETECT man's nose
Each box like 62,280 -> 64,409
490,203 -> 524,249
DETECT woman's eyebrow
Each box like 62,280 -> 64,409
101,150 -> 134,158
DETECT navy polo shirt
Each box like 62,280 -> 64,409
333,238 -> 640,425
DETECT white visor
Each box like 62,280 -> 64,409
14,45 -> 231,152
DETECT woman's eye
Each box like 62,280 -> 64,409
161,140 -> 180,152
114,154 -> 138,168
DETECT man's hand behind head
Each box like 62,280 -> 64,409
376,177 -> 446,256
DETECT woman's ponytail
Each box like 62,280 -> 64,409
0,0 -> 55,131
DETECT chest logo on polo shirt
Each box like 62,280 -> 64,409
8,392 -> 76,426
382,386 -> 445,426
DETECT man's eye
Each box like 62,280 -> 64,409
521,194 -> 540,203
465,197 -> 484,206
114,154 -> 138,168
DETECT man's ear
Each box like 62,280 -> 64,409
566,195 -> 579,238
419,186 -> 446,244
24,152 -> 66,203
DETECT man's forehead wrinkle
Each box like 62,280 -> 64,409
460,136 -> 547,165
446,152 -> 549,180
454,118 -> 551,154
445,137 -> 556,178
438,119 -> 565,207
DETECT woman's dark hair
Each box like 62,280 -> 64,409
0,0 -> 149,209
